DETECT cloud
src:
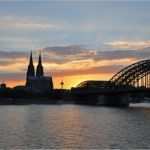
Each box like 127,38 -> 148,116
0,72 -> 25,81
95,48 -> 150,61
0,44 -> 150,87
0,51 -> 26,59
0,16 -> 63,30
41,45 -> 150,65
105,40 -> 150,50
43,45 -> 88,55
0,45 -> 150,68
42,45 -> 96,64
0,16 -> 102,33
49,65 -> 124,77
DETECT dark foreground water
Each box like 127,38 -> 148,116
0,104 -> 150,149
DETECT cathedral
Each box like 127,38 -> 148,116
26,52 -> 53,92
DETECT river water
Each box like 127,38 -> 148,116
0,104 -> 150,149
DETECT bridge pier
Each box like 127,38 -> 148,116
71,87 -> 132,107
72,92 -> 131,107
96,93 -> 131,107
104,93 -> 131,107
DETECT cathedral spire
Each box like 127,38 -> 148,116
26,51 -> 35,81
29,51 -> 33,65
36,52 -> 44,77
38,51 -> 42,65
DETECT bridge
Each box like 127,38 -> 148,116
71,59 -> 150,107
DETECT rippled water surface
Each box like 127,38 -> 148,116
0,104 -> 150,149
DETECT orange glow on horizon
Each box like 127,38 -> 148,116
4,80 -> 25,88
55,73 -> 113,89
3,73 -> 113,89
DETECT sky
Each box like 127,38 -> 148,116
0,1 -> 150,89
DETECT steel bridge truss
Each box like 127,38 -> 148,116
110,59 -> 150,88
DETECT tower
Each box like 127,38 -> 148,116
36,52 -> 44,77
26,51 -> 35,87
60,80 -> 64,89
26,51 -> 35,78
26,51 -> 53,91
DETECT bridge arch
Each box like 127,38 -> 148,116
110,59 -> 150,88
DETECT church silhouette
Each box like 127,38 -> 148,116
26,52 -> 53,92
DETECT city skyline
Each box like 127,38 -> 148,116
0,1 -> 150,88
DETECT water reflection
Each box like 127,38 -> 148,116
0,106 -> 27,148
0,105 -> 149,148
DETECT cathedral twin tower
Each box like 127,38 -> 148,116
27,52 -> 43,78
26,52 -> 53,91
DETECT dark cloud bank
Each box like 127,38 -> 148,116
0,45 -> 150,79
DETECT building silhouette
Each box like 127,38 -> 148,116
26,52 -> 53,92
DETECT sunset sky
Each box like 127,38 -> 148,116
0,1 -> 150,89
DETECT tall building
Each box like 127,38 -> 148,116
26,52 -> 35,87
36,52 -> 44,77
26,52 -> 53,92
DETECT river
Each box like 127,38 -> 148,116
0,104 -> 150,149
